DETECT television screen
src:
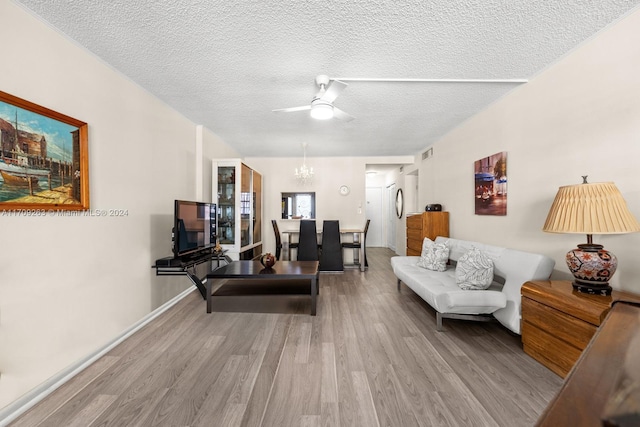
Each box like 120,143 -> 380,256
173,200 -> 216,257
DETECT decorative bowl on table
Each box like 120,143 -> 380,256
260,253 -> 276,269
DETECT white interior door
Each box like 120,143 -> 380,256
387,184 -> 396,251
365,187 -> 383,247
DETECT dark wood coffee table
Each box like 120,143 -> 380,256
206,261 -> 320,315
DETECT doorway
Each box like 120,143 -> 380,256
365,187 -> 383,247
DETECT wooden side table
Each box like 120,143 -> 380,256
521,280 -> 639,378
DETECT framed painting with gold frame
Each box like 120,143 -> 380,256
0,90 -> 89,211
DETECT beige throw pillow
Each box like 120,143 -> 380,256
416,238 -> 449,272
456,247 -> 494,290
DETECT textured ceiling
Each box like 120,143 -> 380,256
13,0 -> 640,158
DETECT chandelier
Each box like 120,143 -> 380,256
295,143 -> 314,184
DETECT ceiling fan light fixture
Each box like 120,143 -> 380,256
310,103 -> 334,120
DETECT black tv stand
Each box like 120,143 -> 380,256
153,249 -> 231,299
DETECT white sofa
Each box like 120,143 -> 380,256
391,237 -> 555,334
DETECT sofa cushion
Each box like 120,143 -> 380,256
416,238 -> 449,272
455,247 -> 494,290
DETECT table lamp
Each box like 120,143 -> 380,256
542,177 -> 640,295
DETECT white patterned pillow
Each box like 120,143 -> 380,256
416,238 -> 449,272
455,247 -> 494,290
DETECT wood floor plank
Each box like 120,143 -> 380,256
300,414 -> 321,427
367,363 -> 422,427
89,387 -> 169,427
8,248 -> 563,427
220,403 -> 246,427
259,315 -> 323,425
226,315 -> 278,406
239,315 -> 292,427
191,354 -> 248,427
8,355 -> 121,427
351,371 -> 381,427
293,320 -> 313,364
436,375 -> 500,427
320,402 -> 340,427
145,335 -> 227,426
66,394 -> 117,427
320,343 -> 338,404
447,332 -> 552,425
333,296 -> 369,426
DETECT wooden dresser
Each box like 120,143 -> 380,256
521,280 -> 639,378
406,212 -> 449,256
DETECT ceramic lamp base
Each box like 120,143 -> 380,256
566,243 -> 617,295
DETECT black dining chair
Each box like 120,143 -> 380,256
320,220 -> 343,272
342,219 -> 370,269
297,220 -> 319,261
288,233 -> 299,261
271,220 -> 283,260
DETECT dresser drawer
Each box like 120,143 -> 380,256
407,238 -> 422,254
406,214 -> 422,229
407,228 -> 423,241
522,321 -> 582,378
522,297 -> 597,350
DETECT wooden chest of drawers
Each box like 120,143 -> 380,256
406,212 -> 449,256
521,280 -> 636,378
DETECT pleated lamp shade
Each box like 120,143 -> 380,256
543,181 -> 640,295
543,182 -> 640,234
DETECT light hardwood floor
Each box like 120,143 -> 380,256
10,248 -> 562,426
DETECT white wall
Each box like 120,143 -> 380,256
416,8 -> 640,293
0,2 -> 240,410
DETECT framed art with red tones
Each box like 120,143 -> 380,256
474,151 -> 507,216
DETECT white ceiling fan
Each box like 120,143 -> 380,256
273,74 -> 528,122
273,75 -> 355,122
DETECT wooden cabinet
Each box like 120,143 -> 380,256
406,212 -> 449,256
521,280 -> 638,378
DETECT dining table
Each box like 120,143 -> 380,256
281,226 -> 366,272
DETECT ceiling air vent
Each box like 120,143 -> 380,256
422,147 -> 433,160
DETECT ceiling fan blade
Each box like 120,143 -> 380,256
333,107 -> 355,122
320,79 -> 348,103
272,105 -> 312,113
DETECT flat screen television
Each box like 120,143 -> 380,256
173,200 -> 217,258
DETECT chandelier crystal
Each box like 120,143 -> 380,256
295,143 -> 314,184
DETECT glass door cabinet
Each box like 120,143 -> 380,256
213,159 -> 262,260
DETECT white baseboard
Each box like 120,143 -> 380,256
0,287 -> 196,427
